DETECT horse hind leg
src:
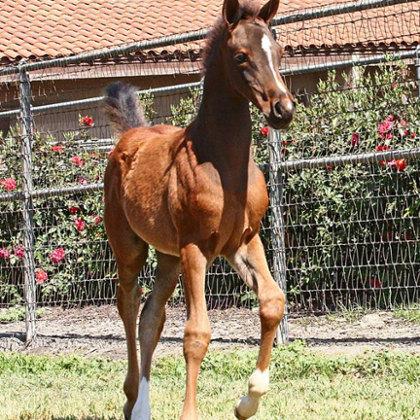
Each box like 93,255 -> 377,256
131,252 -> 180,420
105,208 -> 149,420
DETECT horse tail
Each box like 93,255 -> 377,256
103,82 -> 149,141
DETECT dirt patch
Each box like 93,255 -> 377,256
1,305 -> 419,358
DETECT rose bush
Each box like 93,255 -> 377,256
278,61 -> 420,310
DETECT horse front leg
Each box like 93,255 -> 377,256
179,244 -> 212,420
227,234 -> 285,420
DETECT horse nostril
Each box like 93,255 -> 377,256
273,101 -> 282,118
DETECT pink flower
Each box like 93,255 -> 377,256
378,121 -> 392,138
51,145 -> 64,152
400,119 -> 407,128
35,269 -> 48,283
78,177 -> 88,185
14,246 -> 24,259
392,83 -> 398,88
385,115 -> 395,123
260,126 -> 269,136
370,278 -> 383,288
68,206 -> 79,214
81,116 -> 94,127
0,178 -> 17,191
50,247 -> 66,264
0,248 -> 11,259
74,218 -> 85,232
72,156 -> 85,167
351,133 -> 360,146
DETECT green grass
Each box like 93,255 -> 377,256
1,342 -> 420,420
394,305 -> 420,324
0,306 -> 46,323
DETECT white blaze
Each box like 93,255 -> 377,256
261,34 -> 287,95
131,377 -> 151,420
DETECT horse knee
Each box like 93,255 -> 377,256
183,322 -> 211,359
259,289 -> 285,329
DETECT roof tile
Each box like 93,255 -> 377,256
0,0 -> 418,63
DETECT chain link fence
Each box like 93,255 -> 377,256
0,0 -> 419,343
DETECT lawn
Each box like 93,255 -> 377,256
1,342 -> 420,420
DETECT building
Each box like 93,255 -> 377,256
0,0 -> 418,138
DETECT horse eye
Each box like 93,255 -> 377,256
234,53 -> 248,64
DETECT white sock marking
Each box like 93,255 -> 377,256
236,368 -> 269,419
131,377 -> 151,420
261,34 -> 287,95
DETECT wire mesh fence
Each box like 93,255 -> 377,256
0,0 -> 420,342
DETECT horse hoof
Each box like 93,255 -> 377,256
234,407 -> 248,420
123,402 -> 131,420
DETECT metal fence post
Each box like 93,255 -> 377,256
415,46 -> 420,99
268,128 -> 289,345
18,64 -> 36,344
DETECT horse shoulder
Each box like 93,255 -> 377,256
246,164 -> 269,227
168,143 -> 224,241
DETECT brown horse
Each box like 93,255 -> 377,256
103,0 -> 295,419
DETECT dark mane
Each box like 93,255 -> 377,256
202,0 -> 260,73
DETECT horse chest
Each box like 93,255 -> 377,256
168,162 -> 268,250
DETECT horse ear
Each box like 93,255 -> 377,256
258,0 -> 280,23
223,0 -> 241,25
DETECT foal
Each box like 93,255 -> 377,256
103,0 -> 295,419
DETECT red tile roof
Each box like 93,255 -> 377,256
0,0 -> 418,64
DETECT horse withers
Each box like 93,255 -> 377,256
103,0 -> 295,419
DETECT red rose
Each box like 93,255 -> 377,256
51,145 -> 64,152
260,126 -> 269,136
376,145 -> 391,152
72,156 -> 85,167
74,218 -> 86,232
68,206 -> 79,214
394,159 -> 407,171
14,246 -> 24,259
35,269 -> 48,283
370,278 -> 383,288
0,178 -> 17,191
0,248 -> 10,259
351,133 -> 360,146
50,247 -> 66,264
91,214 -> 101,224
327,165 -> 334,172
81,116 -> 94,127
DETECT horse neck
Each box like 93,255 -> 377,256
190,54 -> 253,170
